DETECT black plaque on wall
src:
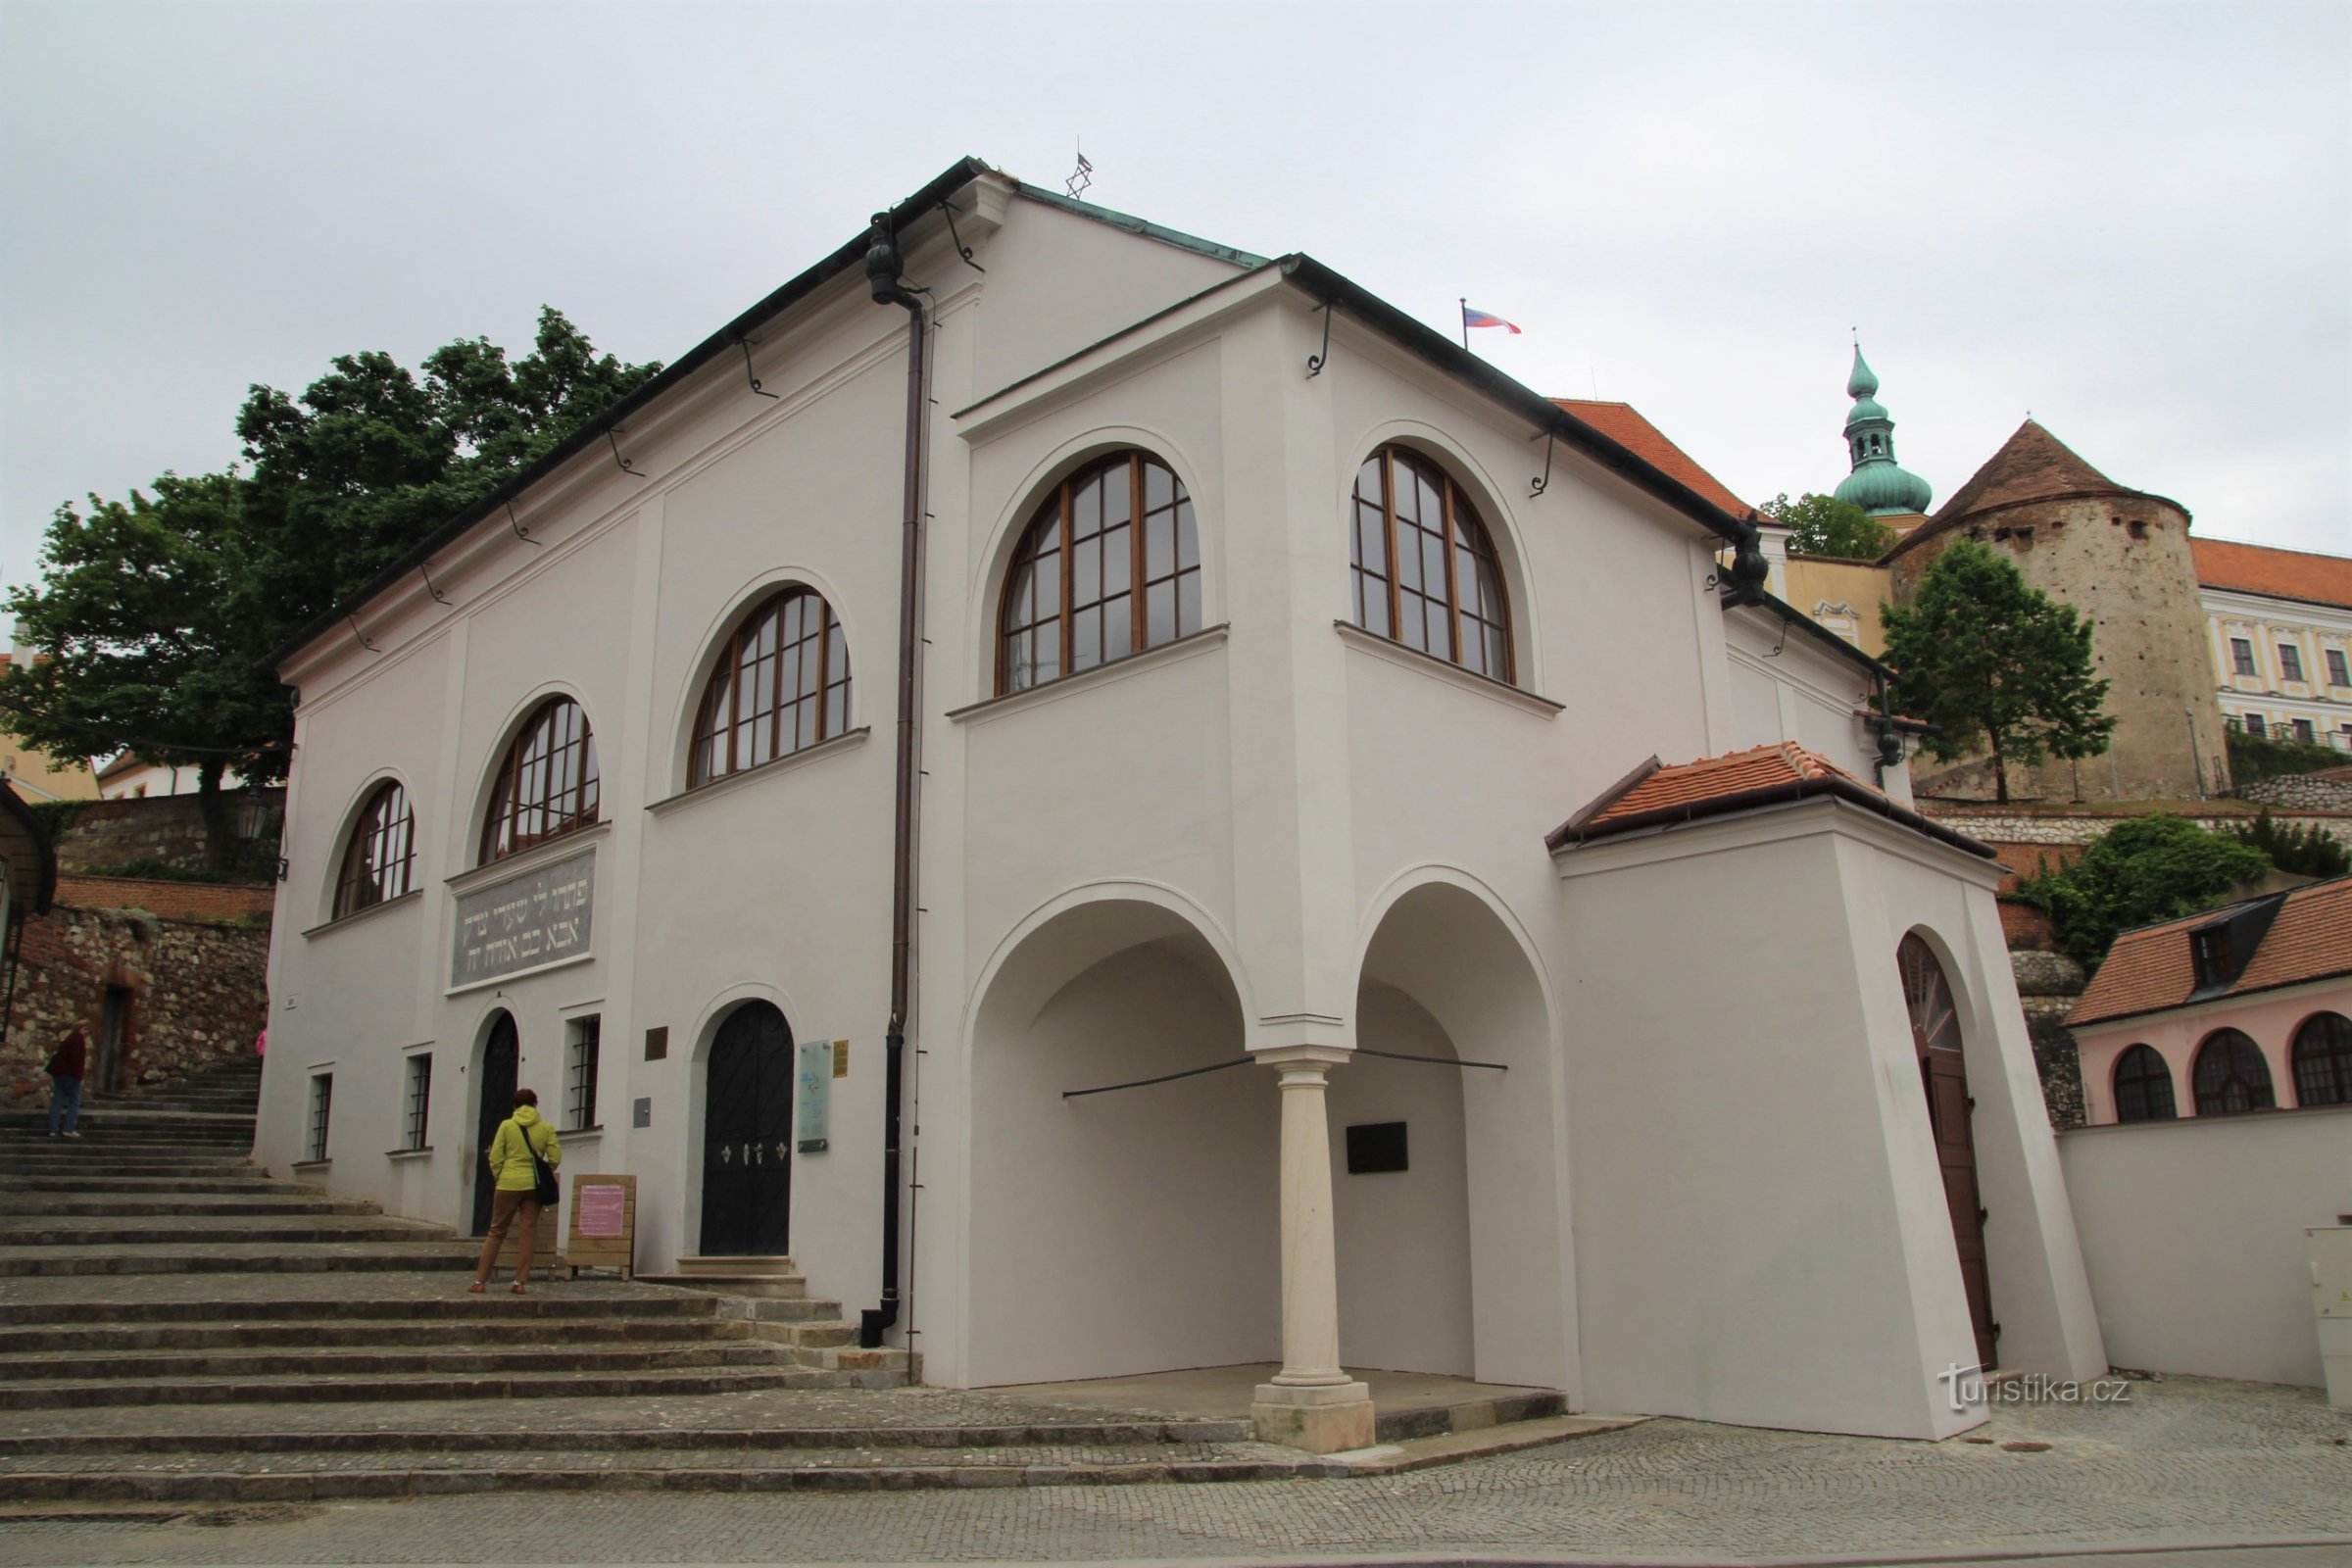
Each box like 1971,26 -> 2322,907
1346,1121 -> 1408,1174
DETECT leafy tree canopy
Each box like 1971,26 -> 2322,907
1881,540 -> 2116,803
2017,814 -> 2274,970
1759,491 -> 1896,561
4,308 -> 658,868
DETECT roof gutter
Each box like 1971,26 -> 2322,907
1277,256 -> 1749,549
1548,772 -> 1996,859
267,157 -> 996,674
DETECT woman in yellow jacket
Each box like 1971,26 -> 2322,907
469,1088 -> 561,1294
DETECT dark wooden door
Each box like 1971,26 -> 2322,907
470,1012 -> 519,1237
700,1003 -> 793,1256
96,986 -> 130,1093
1900,936 -> 1997,1370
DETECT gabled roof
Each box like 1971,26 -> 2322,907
2192,537 -> 2352,611
1551,400 -> 1753,517
2067,874 -> 2352,1028
1887,418 -> 2182,561
1547,740 -> 1993,858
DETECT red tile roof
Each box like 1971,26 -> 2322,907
1890,418 -> 2179,562
2191,537 -> 2352,611
1552,400 -> 1753,518
2068,874 -> 2352,1028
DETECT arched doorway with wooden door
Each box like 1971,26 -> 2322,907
1898,932 -> 1997,1372
469,1011 -> 520,1237
699,1001 -> 794,1257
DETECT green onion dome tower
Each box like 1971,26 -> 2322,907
1832,346 -> 1934,517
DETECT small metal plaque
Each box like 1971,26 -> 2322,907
832,1039 -> 850,1078
1346,1121 -> 1408,1175
631,1097 -> 652,1129
644,1026 -> 668,1061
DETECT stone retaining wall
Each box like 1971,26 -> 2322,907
52,875 -> 275,924
49,790 -> 283,877
2238,772 -> 2352,811
1924,806 -> 2348,846
3,906 -> 270,1102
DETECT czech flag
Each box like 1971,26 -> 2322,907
1462,306 -> 1522,334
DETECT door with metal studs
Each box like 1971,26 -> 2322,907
699,1002 -> 794,1255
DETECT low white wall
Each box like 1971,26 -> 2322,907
2060,1103 -> 2352,1387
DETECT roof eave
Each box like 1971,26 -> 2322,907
1551,772 -> 1995,859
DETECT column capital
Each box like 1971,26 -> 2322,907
1251,1043 -> 1352,1076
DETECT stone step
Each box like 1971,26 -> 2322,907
0,1316 -> 760,1355
0,1145 -> 258,1161
0,1195 -> 378,1217
0,1363 -> 896,1411
0,1340 -> 793,1392
635,1272 -> 808,1298
2,1115 -> 255,1133
0,1289 -> 725,1328
0,1217 -> 441,1247
0,1175 -> 302,1195
0,1439 -> 1333,1503
0,1160 -> 263,1179
0,1242 -> 479,1277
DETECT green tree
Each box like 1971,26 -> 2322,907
2225,809 -> 2350,878
5,309 -> 658,869
1760,491 -> 1897,560
1881,540 -> 2117,803
2223,722 -> 2346,786
1,472 -> 286,870
2017,814 -> 2273,970
236,307 -> 660,628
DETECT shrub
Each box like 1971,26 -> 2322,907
2015,814 -> 2271,970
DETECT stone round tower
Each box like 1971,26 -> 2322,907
1886,419 -> 2230,802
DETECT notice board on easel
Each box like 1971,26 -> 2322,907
564,1173 -> 637,1280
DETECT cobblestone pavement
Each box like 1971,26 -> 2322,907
3,1376 -> 2346,1566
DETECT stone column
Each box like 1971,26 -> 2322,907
1250,1044 -> 1374,1453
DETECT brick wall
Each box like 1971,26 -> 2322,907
50,790 -> 283,877
52,875 -> 275,923
3,905 -> 270,1102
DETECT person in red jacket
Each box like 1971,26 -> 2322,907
46,1027 -> 87,1139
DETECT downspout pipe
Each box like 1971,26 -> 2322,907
862,212 -> 926,1351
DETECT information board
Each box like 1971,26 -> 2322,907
564,1173 -> 636,1280
796,1041 -> 832,1153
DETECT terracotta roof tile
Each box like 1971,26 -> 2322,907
1933,419 -> 2131,522
1552,399 -> 1752,517
1585,742 -> 1861,829
2191,537 -> 2352,611
2068,874 -> 2352,1028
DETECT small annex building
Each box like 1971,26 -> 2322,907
254,158 -> 2105,1448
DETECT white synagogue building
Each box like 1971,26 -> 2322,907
255,159 -> 2107,1450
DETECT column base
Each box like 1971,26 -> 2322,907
1251,1379 -> 1375,1453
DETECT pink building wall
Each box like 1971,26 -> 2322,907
2076,981 -> 2352,1123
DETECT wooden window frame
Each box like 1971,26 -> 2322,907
2230,637 -> 2257,677
690,588 -> 850,788
997,451 -> 1200,695
479,698 -> 601,863
1347,445 -> 1514,684
2190,1028 -> 2276,1116
2278,644 -> 2305,683
332,781 -> 416,919
2111,1043 -> 2177,1123
2291,1012 -> 2352,1107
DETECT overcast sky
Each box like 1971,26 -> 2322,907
2,0 -> 2345,603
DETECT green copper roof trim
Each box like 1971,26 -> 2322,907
1836,341 -> 1933,516
1011,182 -> 1270,270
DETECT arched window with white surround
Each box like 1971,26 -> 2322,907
2111,1044 -> 2176,1123
2190,1028 -> 2275,1116
1348,445 -> 1512,682
691,587 -> 850,787
999,450 -> 1200,695
332,781 -> 415,919
479,697 -> 599,863
2291,1012 -> 2352,1106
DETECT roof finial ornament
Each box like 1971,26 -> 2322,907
1066,141 -> 1094,201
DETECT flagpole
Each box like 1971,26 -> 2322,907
1458,298 -> 1470,352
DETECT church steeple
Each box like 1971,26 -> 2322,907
1833,344 -> 1934,516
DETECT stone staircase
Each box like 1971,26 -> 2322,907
0,1058 -> 1297,1503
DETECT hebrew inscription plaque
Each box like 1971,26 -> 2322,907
451,850 -> 595,987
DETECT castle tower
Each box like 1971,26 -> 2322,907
1833,346 -> 1934,520
1886,419 -> 2230,803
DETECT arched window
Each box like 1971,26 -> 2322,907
2190,1028 -> 2275,1115
332,781 -> 415,919
999,451 -> 1200,694
2111,1044 -> 2177,1123
1897,933 -> 1962,1054
691,587 -> 849,787
479,697 -> 599,862
1348,446 -> 1512,682
2291,1012 -> 2352,1106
